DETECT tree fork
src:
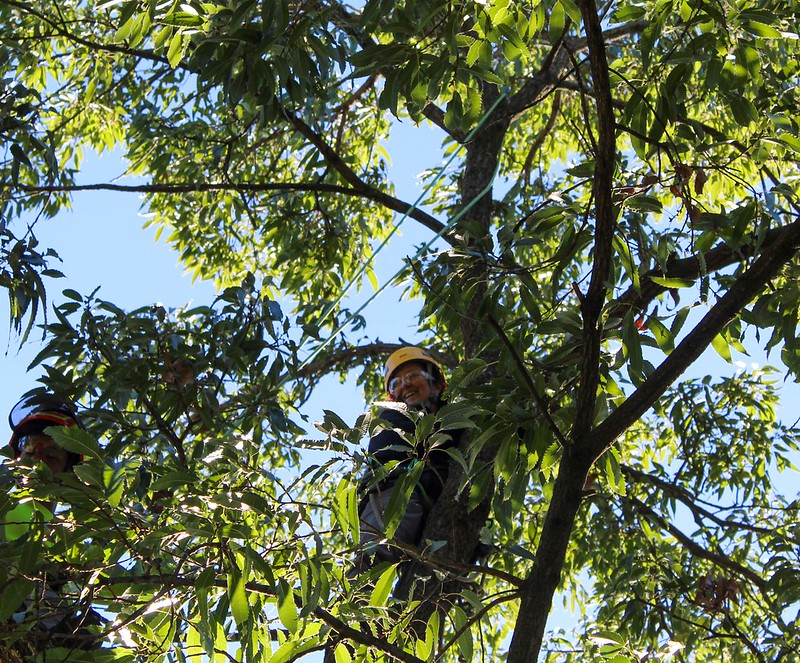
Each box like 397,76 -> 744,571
504,215 -> 800,662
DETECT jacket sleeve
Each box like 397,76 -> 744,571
367,408 -> 416,468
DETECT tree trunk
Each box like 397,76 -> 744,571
398,88 -> 510,629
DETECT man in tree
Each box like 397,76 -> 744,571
355,346 -> 459,572
3,392 -> 100,654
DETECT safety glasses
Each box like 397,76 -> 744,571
18,435 -> 70,463
388,370 -> 432,396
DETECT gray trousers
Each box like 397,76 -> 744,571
356,484 -> 426,567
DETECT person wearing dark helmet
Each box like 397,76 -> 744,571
5,392 -> 85,527
9,393 -> 84,470
3,391 -> 100,652
355,346 -> 461,571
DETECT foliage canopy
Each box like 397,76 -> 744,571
1,0 -> 800,661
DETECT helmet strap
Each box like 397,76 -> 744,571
422,377 -> 444,413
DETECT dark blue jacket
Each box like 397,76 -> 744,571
364,407 -> 461,506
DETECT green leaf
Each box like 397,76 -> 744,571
383,462 -> 423,537
550,1 -> 565,37
780,133 -> 800,154
727,93 -> 757,126
567,160 -> 596,177
47,426 -> 102,460
103,464 -> 126,508
332,477 -> 359,543
369,564 -> 397,606
366,266 -> 379,291
167,32 -> 184,68
114,13 -> 137,42
647,317 -> 674,353
649,276 -> 695,289
613,235 -> 639,290
712,332 -> 733,362
466,39 -> 483,67
744,20 -> 783,38
0,578 -> 35,620
559,0 -> 582,24
334,643 -> 353,663
162,11 -> 206,27
622,312 -> 644,382
277,580 -> 299,633
10,143 -> 32,168
229,570 -> 250,627
149,469 -> 199,491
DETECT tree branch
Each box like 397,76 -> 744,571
2,0 -> 171,66
13,178 -> 449,239
622,465 -> 778,537
505,20 -> 647,120
96,572 -> 427,663
590,217 -> 800,460
572,0 -> 618,440
279,108 -> 454,240
626,495 -> 767,590
507,5 -> 632,661
506,39 -> 573,119
486,314 -> 568,446
326,2 -> 460,141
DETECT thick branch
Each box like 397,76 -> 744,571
506,446 -> 590,663
507,7 -> 634,662
572,0 -> 618,439
504,220 -> 800,663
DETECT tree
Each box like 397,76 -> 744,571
1,0 -> 799,661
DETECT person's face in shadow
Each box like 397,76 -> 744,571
18,434 -> 70,474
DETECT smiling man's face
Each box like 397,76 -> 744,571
389,361 -> 435,407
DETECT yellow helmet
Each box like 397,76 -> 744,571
384,346 -> 446,393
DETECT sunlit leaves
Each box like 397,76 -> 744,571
331,477 -> 360,544
276,579 -> 299,633
1,0 -> 800,661
369,564 -> 397,607
229,567 -> 251,628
